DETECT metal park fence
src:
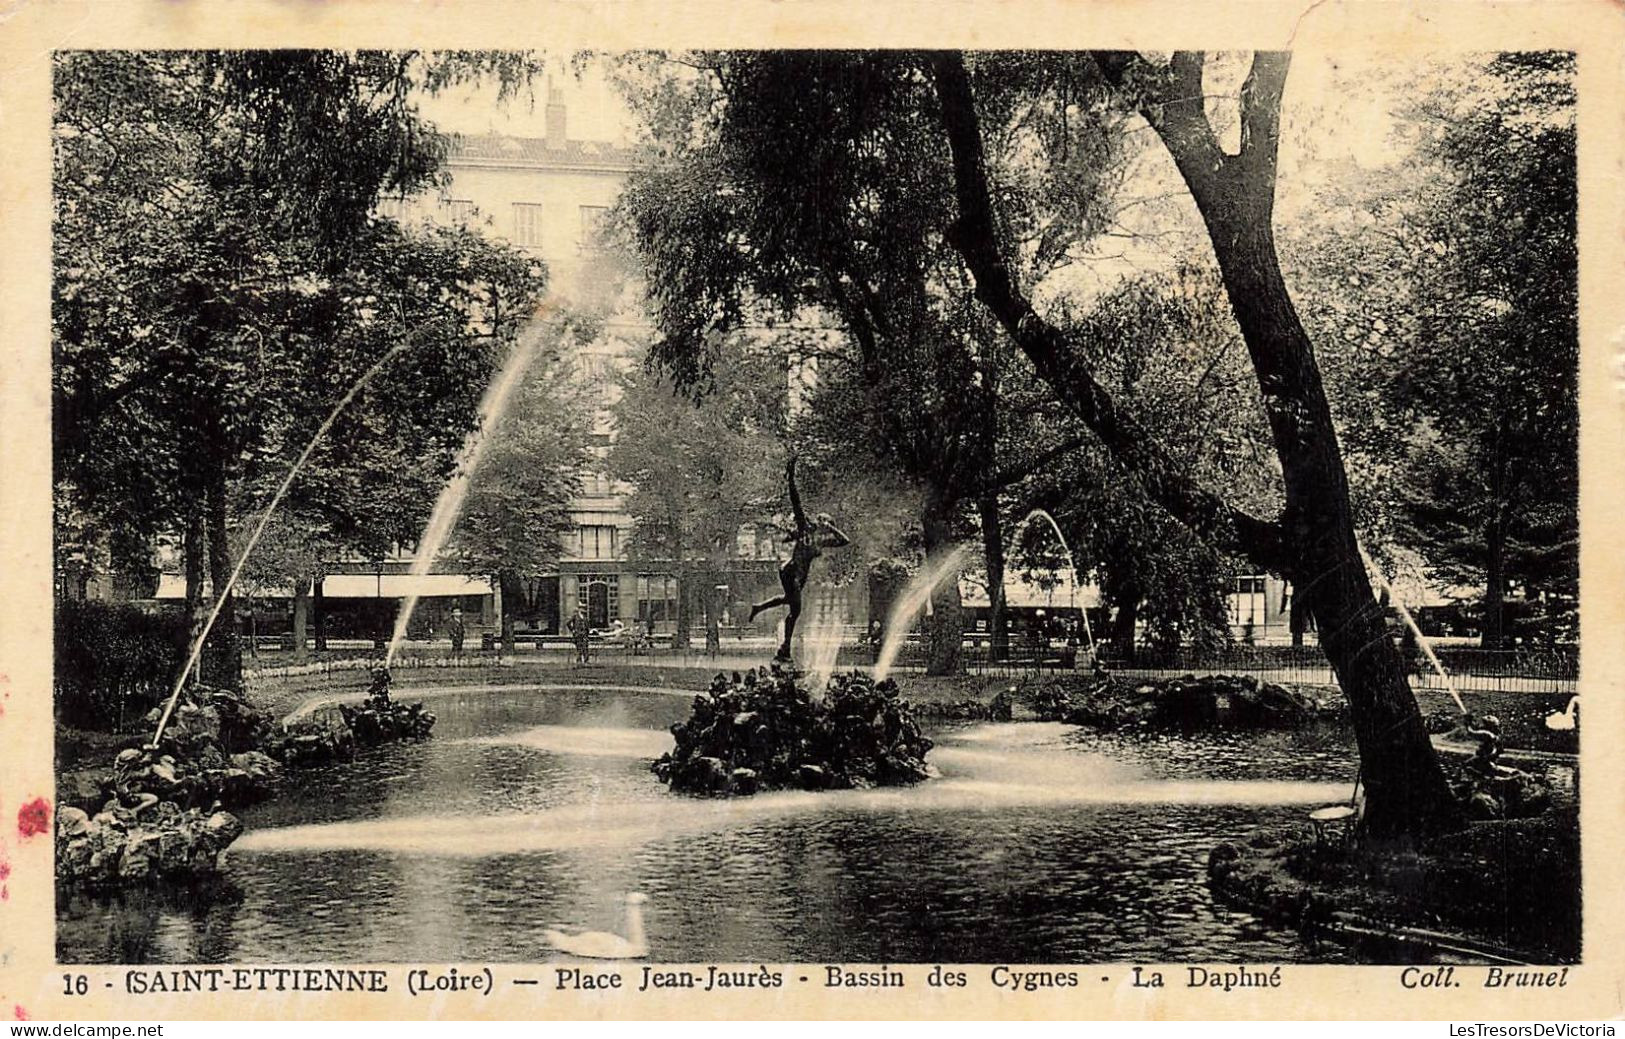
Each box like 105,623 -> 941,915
868,639 -> 1578,697
241,632 -> 1578,699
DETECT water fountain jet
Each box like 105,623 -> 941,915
873,545 -> 971,681
800,586 -> 845,692
384,330 -> 550,666
1358,545 -> 1466,715
1008,508 -> 1096,657
151,330 -> 437,747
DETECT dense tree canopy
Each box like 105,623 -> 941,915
615,52 -> 1136,670
54,50 -> 552,677
1285,53 -> 1577,647
607,339 -> 788,650
604,48 -> 1578,838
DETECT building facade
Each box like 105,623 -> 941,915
400,92 -> 658,637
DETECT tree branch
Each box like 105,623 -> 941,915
928,51 -> 1286,573
978,432 -> 1091,494
1236,52 -> 1291,207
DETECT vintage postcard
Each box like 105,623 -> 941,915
2,0 -> 1623,1022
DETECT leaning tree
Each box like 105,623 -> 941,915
929,51 -> 1461,837
614,49 -> 1477,839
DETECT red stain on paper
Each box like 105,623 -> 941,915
17,798 -> 50,839
13,1005 -> 28,1021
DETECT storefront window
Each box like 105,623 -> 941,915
635,573 -> 678,622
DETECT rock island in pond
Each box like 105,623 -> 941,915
653,666 -> 933,796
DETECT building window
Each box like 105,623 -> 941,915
576,352 -> 615,382
1231,575 -> 1266,626
576,351 -> 620,410
582,471 -> 613,496
576,573 -> 619,618
736,523 -> 773,560
513,203 -> 545,247
573,524 -> 620,561
579,205 -> 610,248
635,574 -> 679,622
377,196 -> 410,221
444,198 -> 476,224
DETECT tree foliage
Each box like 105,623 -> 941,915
1287,52 -> 1577,645
607,339 -> 788,648
53,50 -> 551,677
614,52 -> 1142,670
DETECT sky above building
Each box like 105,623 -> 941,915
412,48 -> 1499,328
417,57 -> 636,145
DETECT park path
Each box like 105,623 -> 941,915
252,639 -> 1577,698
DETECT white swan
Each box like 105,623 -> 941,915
1545,696 -> 1579,731
544,893 -> 649,959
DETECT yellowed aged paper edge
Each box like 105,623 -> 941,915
2,0 -> 1622,1021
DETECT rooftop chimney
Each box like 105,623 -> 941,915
545,82 -> 567,148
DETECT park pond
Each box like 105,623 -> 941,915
60,681 -> 1429,964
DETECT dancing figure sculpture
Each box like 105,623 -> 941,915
749,458 -> 850,662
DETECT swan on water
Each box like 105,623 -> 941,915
1545,696 -> 1579,732
544,893 -> 649,959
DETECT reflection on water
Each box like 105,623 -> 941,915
59,685 -> 1363,964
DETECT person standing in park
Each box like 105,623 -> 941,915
567,605 -> 591,665
448,606 -> 466,655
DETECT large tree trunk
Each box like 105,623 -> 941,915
203,457 -> 242,690
673,562 -> 692,653
701,572 -> 722,657
1164,59 -> 1456,839
1111,586 -> 1141,662
499,568 -> 521,656
1481,512 -> 1507,650
184,507 -> 205,606
313,575 -> 328,651
182,504 -> 206,673
978,493 -> 1009,661
708,548 -> 731,655
931,51 -> 1459,839
922,488 -> 964,675
291,578 -> 310,658
1289,583 -> 1310,648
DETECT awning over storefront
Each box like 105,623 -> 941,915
152,573 -> 493,600
960,572 -> 1101,610
321,574 -> 493,598
153,575 -> 295,600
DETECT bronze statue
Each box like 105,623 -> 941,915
749,458 -> 850,662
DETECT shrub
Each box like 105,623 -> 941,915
56,600 -> 188,730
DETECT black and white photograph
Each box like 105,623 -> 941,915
43,40 -> 1583,976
